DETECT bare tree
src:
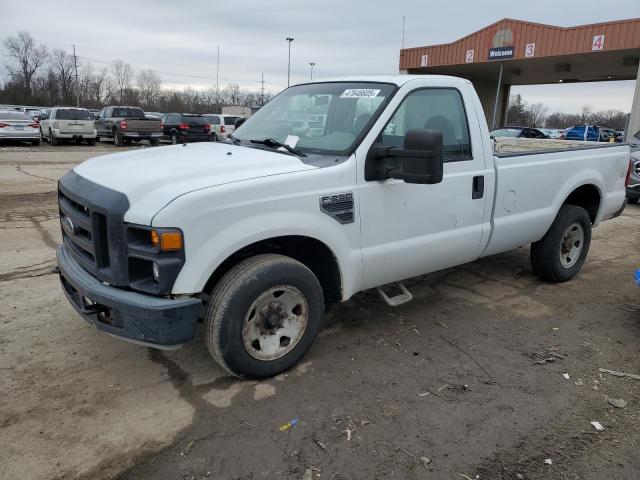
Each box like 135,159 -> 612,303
3,31 -> 48,97
137,69 -> 162,110
525,102 -> 548,128
579,105 -> 593,124
110,59 -> 133,103
50,48 -> 76,104
224,83 -> 241,105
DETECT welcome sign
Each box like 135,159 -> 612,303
488,46 -> 514,60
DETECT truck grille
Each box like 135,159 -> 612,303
58,189 -> 109,269
634,161 -> 640,177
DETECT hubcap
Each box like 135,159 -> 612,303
242,285 -> 308,361
560,222 -> 584,268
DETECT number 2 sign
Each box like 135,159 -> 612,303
592,35 -> 605,51
465,50 -> 474,63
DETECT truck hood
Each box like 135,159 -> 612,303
74,142 -> 317,223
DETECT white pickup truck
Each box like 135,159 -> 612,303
56,75 -> 631,378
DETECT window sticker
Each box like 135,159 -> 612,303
340,88 -> 381,99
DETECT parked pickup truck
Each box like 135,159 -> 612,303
56,75 -> 630,378
94,106 -> 162,146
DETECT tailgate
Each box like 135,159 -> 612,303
127,119 -> 162,132
60,120 -> 94,133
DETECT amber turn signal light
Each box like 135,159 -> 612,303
151,229 -> 183,251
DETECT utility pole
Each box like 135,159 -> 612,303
72,44 -> 79,107
402,16 -> 406,49
261,72 -> 265,106
309,62 -> 315,80
286,37 -> 294,87
216,45 -> 220,111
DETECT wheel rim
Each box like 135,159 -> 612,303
171,134 -> 177,145
241,285 -> 308,361
559,222 -> 584,268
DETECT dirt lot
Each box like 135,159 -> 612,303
1,142 -> 639,480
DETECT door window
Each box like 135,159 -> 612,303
382,88 -> 472,162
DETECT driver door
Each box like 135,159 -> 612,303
357,86 -> 492,290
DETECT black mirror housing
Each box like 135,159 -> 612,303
368,129 -> 444,184
234,117 -> 247,128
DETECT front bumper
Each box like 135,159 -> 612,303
57,245 -> 201,348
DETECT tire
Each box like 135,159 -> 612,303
113,131 -> 123,147
530,204 -> 592,283
95,137 -> 100,143
205,254 -> 324,379
87,138 -> 96,146
50,132 -> 59,146
170,132 -> 179,145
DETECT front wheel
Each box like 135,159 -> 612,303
531,204 -> 592,283
205,254 -> 324,379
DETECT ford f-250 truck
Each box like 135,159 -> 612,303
56,75 -> 631,378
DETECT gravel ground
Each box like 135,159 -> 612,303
1,143 -> 639,480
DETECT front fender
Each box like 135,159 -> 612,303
171,210 -> 362,300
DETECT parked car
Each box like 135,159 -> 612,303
161,113 -> 212,144
145,111 -> 163,119
0,110 -> 40,145
626,150 -> 640,203
203,114 -> 241,141
564,125 -> 620,142
541,128 -> 563,139
39,107 -> 97,146
490,126 -> 549,139
95,106 -> 163,146
89,109 -> 102,120
56,75 -> 630,379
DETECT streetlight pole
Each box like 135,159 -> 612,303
309,62 -> 315,80
286,37 -> 294,87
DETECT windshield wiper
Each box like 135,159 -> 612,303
227,133 -> 241,144
250,138 -> 307,157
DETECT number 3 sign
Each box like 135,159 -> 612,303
525,43 -> 535,58
592,35 -> 605,51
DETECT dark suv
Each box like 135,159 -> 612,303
161,114 -> 212,144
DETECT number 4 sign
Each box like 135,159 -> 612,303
592,35 -> 605,51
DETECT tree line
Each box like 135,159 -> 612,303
0,31 -> 272,113
506,94 -> 628,130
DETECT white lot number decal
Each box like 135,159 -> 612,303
592,35 -> 605,51
340,89 -> 381,99
525,43 -> 535,58
420,54 -> 428,67
465,50 -> 474,63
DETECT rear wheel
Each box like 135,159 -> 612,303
170,132 -> 179,145
531,204 -> 592,283
50,131 -> 59,146
205,254 -> 324,379
113,131 -> 123,147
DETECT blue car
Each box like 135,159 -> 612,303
635,270 -> 640,287
564,125 -> 619,142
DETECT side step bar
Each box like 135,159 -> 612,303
376,283 -> 413,307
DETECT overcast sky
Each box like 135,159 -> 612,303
1,0 -> 639,113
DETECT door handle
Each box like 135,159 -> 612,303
472,176 -> 484,199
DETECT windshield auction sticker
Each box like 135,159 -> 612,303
340,89 -> 381,99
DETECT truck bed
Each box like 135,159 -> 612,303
482,143 -> 629,257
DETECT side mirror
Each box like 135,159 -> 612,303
373,129 -> 444,184
235,117 -> 246,129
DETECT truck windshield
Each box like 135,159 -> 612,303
233,82 -> 396,155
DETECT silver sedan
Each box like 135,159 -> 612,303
0,110 -> 41,145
